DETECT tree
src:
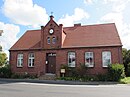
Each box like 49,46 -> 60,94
0,52 -> 7,67
0,45 -> 2,52
122,48 -> 130,76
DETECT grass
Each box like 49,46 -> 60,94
120,77 -> 130,84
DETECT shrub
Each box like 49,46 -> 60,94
0,65 -> 12,78
108,64 -> 125,81
11,73 -> 37,79
96,74 -> 108,81
126,63 -> 130,76
61,63 -> 88,78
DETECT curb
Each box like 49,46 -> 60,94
0,78 -> 119,85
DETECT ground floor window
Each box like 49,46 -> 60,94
102,51 -> 111,67
28,53 -> 35,67
17,54 -> 23,67
68,52 -> 76,67
85,52 -> 94,67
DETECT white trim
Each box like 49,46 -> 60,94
102,51 -> 111,67
68,52 -> 76,67
17,54 -> 23,67
28,53 -> 35,67
85,52 -> 94,67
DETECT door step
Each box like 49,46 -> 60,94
39,74 -> 56,80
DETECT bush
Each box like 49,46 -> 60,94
11,73 -> 37,79
108,64 -> 125,81
0,65 -> 12,78
96,74 -> 108,81
61,63 -> 88,78
126,63 -> 130,76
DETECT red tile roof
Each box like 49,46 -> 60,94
10,30 -> 41,50
62,23 -> 122,48
10,23 -> 122,50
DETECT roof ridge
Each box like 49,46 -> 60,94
63,23 -> 115,29
27,29 -> 41,31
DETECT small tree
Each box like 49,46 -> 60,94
122,48 -> 130,76
0,45 -> 2,52
108,64 -> 125,81
0,52 -> 7,67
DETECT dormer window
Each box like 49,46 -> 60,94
52,37 -> 56,44
47,37 -> 50,44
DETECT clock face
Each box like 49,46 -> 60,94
49,29 -> 54,34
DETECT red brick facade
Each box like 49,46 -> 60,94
10,46 -> 122,77
9,15 -> 122,77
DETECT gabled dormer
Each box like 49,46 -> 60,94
41,15 -> 66,49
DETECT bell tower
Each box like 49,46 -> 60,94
41,15 -> 66,49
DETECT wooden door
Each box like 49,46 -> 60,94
46,53 -> 56,74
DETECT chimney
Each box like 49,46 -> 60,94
74,23 -> 81,27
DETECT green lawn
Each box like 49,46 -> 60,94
120,77 -> 130,84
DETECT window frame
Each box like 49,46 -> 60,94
85,52 -> 94,67
52,37 -> 56,44
68,52 -> 76,67
17,53 -> 23,67
102,51 -> 111,67
47,37 -> 50,44
28,53 -> 35,67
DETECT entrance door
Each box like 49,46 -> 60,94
46,53 -> 56,74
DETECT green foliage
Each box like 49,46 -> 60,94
61,63 -> 88,78
122,48 -> 130,76
108,64 -> 125,81
0,45 -> 2,52
127,63 -> 130,76
120,77 -> 130,84
96,74 -> 108,81
0,52 -> 7,66
0,64 -> 12,78
11,73 -> 37,79
59,63 -> 125,82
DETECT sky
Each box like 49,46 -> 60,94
0,0 -> 130,58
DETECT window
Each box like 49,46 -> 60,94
85,52 -> 94,67
52,37 -> 56,44
102,51 -> 111,67
28,53 -> 35,67
47,37 -> 50,44
17,54 -> 23,67
68,52 -> 76,67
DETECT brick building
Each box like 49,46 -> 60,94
9,15 -> 122,77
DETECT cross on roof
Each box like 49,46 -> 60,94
51,12 -> 53,16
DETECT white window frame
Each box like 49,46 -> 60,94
85,52 -> 94,67
102,51 -> 111,67
17,54 -> 23,67
28,53 -> 35,67
68,52 -> 76,67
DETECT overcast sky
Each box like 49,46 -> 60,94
0,0 -> 130,58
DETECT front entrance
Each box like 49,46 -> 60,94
46,53 -> 56,74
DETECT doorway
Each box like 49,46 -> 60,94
46,53 -> 56,74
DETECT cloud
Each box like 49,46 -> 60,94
0,22 -> 20,58
2,0 -> 49,28
58,8 -> 90,27
99,0 -> 130,49
84,0 -> 93,4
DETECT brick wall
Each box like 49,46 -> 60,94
41,16 -> 62,49
9,46 -> 122,77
